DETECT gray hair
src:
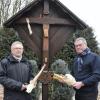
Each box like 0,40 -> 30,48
74,37 -> 87,45
11,41 -> 23,48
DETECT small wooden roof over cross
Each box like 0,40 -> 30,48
4,0 -> 88,62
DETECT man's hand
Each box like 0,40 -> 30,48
72,81 -> 84,89
21,84 -> 27,91
26,80 -> 37,93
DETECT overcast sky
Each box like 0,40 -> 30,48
60,0 -> 100,45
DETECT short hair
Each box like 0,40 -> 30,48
11,41 -> 23,49
74,37 -> 87,45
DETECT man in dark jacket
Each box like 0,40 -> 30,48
0,41 -> 34,100
72,37 -> 100,100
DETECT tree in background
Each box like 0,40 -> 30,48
50,59 -> 74,100
0,28 -> 17,59
0,0 -> 33,26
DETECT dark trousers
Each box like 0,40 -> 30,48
75,92 -> 98,100
4,91 -> 33,100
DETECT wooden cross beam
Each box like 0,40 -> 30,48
42,23 -> 50,100
43,24 -> 49,65
15,17 -> 76,25
38,23 -> 53,83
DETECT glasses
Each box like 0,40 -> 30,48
74,44 -> 83,47
13,47 -> 23,49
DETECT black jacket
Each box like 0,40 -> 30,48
72,52 -> 100,94
0,55 -> 34,100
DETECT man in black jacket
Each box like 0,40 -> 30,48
0,41 -> 34,100
72,37 -> 100,100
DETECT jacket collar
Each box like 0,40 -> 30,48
7,54 -> 27,63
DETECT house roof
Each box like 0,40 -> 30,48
4,0 -> 88,29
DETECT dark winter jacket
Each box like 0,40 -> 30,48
72,52 -> 100,94
0,55 -> 34,100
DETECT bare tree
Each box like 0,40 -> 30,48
0,0 -> 11,26
0,0 -> 33,27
